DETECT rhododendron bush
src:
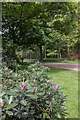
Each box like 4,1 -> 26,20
0,49 -> 68,119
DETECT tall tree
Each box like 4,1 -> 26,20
2,2 -> 78,60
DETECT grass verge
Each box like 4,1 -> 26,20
48,67 -> 78,118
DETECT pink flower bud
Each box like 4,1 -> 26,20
14,60 -> 16,62
4,66 -> 6,70
12,75 -> 14,77
32,83 -> 35,86
37,61 -> 39,63
54,83 -> 57,86
47,80 -> 50,83
23,72 -> 25,75
0,48 -> 1,51
21,83 -> 26,90
5,56 -> 7,58
46,86 -> 48,88
5,85 -> 8,90
54,85 -> 58,90
0,101 -> 4,106
1,102 -> 4,104
2,57 -> 4,59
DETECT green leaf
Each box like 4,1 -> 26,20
0,110 -> 2,116
36,92 -> 44,96
1,115 -> 6,120
0,92 -> 5,97
5,95 -> 9,104
5,103 -> 18,110
43,113 -> 46,119
6,110 -> 13,116
26,94 -> 38,99
0,98 -> 3,103
20,100 -> 28,106
57,113 -> 61,118
4,90 -> 19,96
9,96 -> 13,104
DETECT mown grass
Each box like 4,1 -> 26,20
48,67 -> 78,118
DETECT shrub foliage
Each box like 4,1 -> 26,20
0,53 -> 68,120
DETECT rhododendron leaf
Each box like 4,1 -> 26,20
12,87 -> 20,91
0,92 -> 5,97
36,92 -> 44,96
4,90 -> 19,96
0,115 -> 6,119
57,113 -> 61,118
5,103 -> 18,110
43,113 -> 49,119
0,98 -> 3,103
5,95 -> 9,104
9,96 -> 13,104
20,100 -> 28,106
26,94 -> 38,99
0,110 -> 2,116
6,111 -> 13,116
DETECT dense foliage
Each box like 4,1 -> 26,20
0,50 -> 68,119
2,2 -> 78,61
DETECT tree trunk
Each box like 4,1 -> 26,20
68,40 -> 70,60
21,51 -> 24,62
40,45 -> 43,59
30,53 -> 32,59
57,47 -> 60,61
60,53 -> 61,59
44,47 -> 46,59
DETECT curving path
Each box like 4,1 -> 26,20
42,62 -> 80,72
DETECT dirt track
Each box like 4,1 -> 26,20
42,62 -> 80,72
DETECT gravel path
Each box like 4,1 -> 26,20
42,62 -> 80,72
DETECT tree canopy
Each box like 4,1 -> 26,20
2,2 -> 78,61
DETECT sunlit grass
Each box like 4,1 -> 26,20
48,67 -> 78,118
